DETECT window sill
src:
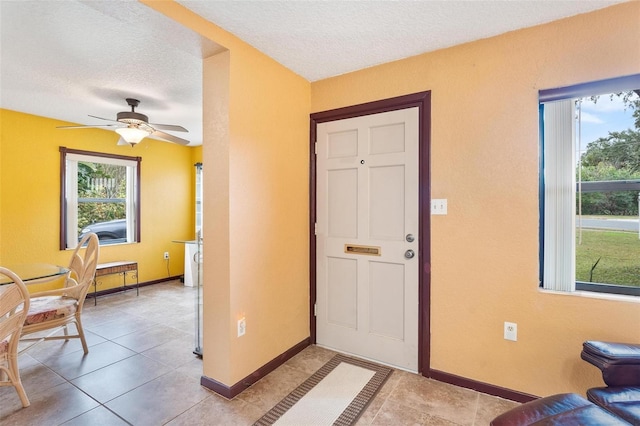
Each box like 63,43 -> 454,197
539,288 -> 640,303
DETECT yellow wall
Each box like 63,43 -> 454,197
0,109 -> 196,286
144,1 -> 312,386
312,2 -> 640,397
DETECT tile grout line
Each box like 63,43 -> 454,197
471,391 -> 480,426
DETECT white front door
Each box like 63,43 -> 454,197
316,107 -> 419,371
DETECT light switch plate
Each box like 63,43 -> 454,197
431,199 -> 448,215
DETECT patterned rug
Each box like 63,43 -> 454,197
254,354 -> 393,426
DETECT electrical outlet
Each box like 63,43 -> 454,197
163,252 -> 169,260
237,317 -> 246,337
504,322 -> 517,341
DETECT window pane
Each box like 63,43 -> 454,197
575,91 -> 640,293
78,163 -> 127,227
77,162 -> 128,245
577,190 -> 640,288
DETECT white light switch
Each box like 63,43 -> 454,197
431,199 -> 448,215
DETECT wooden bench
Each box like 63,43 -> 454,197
93,261 -> 138,305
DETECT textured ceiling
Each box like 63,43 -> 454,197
0,0 -> 628,146
178,0 -> 629,82
0,0 -> 222,147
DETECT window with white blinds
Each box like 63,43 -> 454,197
539,74 -> 640,297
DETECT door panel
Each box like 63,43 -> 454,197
369,261 -> 405,340
327,257 -> 358,329
316,107 -> 419,371
369,165 -> 405,240
328,169 -> 358,238
370,122 -> 406,154
328,130 -> 359,158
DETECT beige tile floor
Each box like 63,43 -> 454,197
1,280 -> 519,425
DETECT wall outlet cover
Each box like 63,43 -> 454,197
504,321 -> 517,341
237,317 -> 246,337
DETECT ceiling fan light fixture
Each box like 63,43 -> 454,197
115,126 -> 150,144
57,98 -> 190,146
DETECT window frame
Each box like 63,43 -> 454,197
539,74 -> 640,297
60,147 -> 141,250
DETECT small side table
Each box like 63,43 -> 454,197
93,261 -> 138,305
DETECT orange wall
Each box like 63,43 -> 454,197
0,109 -> 196,285
147,1 -> 639,397
311,2 -> 640,397
144,1 -> 312,386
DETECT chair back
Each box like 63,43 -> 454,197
0,268 -> 30,351
64,233 -> 99,302
69,233 -> 100,284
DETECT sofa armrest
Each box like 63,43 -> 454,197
582,341 -> 640,387
587,386 -> 640,425
490,393 -> 629,425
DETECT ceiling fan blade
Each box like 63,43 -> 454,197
151,130 -> 190,146
88,114 -> 120,123
57,124 -> 120,129
150,123 -> 189,132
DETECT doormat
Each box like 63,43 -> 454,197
253,354 -> 392,426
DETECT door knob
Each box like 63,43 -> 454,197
404,249 -> 415,259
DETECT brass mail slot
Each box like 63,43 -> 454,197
344,244 -> 381,256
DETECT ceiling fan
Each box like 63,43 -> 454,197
57,98 -> 189,146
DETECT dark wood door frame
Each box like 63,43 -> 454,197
309,91 -> 432,375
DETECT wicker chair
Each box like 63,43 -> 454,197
20,233 -> 99,354
0,267 -> 31,407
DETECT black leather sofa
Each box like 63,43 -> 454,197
491,341 -> 640,425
